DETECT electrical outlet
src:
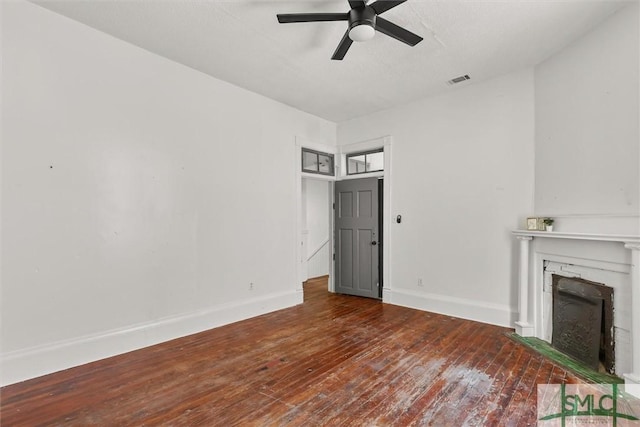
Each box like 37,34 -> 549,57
417,278 -> 423,287
249,282 -> 254,291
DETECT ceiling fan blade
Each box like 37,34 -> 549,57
331,30 -> 353,60
375,17 -> 423,46
348,0 -> 366,8
370,0 -> 407,15
277,13 -> 349,23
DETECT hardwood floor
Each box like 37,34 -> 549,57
1,276 -> 580,426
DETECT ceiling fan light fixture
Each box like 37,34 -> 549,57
349,24 -> 375,42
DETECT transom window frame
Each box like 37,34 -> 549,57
301,147 -> 335,176
345,148 -> 384,176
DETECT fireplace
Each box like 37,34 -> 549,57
551,275 -> 614,373
512,230 -> 640,396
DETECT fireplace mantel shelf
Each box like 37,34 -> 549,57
512,230 -> 640,245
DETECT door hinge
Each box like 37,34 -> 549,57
333,203 -> 335,209
333,253 -> 335,261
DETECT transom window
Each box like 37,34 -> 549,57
302,148 -> 334,176
346,149 -> 384,175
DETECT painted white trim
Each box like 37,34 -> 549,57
513,230 -> 640,244
328,180 -> 335,292
387,288 -> 515,328
381,138 -> 392,299
339,171 -> 384,181
535,214 -> 640,219
301,172 -> 335,181
295,143 -> 304,289
1,290 -> 301,386
338,135 -> 391,156
297,137 -> 338,156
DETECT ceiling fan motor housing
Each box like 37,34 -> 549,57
348,7 -> 377,41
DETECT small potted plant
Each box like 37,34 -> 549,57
543,218 -> 554,232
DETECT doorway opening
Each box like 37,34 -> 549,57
295,136 -> 392,301
301,177 -> 333,285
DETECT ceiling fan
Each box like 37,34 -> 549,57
277,0 -> 423,60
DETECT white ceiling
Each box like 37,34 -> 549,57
33,0 -> 629,122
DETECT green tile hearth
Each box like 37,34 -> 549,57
509,333 -> 624,384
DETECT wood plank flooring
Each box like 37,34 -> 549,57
1,276 -> 581,426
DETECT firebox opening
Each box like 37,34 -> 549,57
551,275 -> 614,374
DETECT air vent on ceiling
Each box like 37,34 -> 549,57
447,74 -> 471,85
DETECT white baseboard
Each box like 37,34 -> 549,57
384,288 -> 516,328
1,290 -> 302,386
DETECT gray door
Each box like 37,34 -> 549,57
335,177 -> 379,299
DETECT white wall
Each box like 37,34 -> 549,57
303,178 -> 330,279
1,1 -> 335,385
520,4 -> 640,375
337,70 -> 536,326
534,3 -> 640,234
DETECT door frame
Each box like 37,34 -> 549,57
300,176 -> 334,283
295,138 -> 337,297
295,136 -> 392,299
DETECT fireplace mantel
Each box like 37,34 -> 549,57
512,230 -> 640,245
512,229 -> 640,391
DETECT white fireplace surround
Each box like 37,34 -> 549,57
512,230 -> 640,391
